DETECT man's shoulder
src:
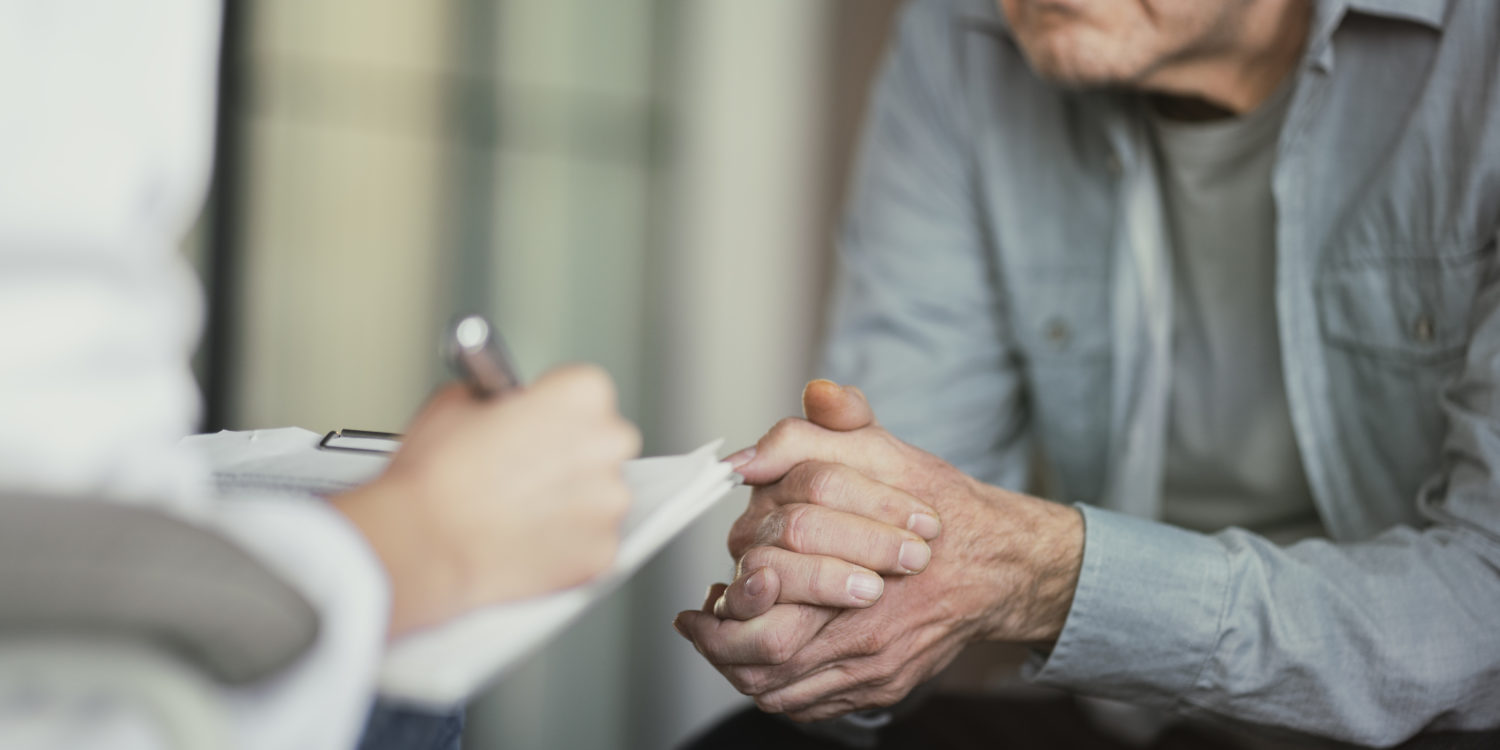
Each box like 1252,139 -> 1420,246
897,0 -> 1005,41
1343,0 -> 1500,71
894,0 -> 1022,77
1440,0 -> 1500,71
908,0 -> 1000,18
902,0 -> 1004,34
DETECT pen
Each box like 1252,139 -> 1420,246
448,314 -> 522,398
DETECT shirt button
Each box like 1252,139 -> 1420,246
1413,314 -> 1435,343
1045,318 -> 1071,348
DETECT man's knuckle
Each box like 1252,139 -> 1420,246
778,693 -> 816,716
755,508 -> 788,547
764,628 -> 799,665
827,698 -> 860,720
871,685 -> 906,708
727,523 -> 754,558
726,666 -> 765,696
766,417 -> 810,449
868,655 -> 904,683
754,693 -> 786,714
852,629 -> 885,657
870,687 -> 900,708
739,545 -> 773,574
779,505 -> 812,552
802,557 -> 831,598
804,464 -> 843,505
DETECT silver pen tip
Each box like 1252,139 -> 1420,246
455,316 -> 490,350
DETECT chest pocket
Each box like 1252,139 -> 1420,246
1314,246 -> 1490,525
1317,251 -> 1487,366
1012,272 -> 1112,361
1011,273 -> 1112,503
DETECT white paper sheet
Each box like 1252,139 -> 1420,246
183,429 -> 737,708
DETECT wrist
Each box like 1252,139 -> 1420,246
331,472 -> 468,638
1025,500 -> 1084,643
973,489 -> 1084,645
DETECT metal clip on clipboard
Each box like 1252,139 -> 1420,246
317,428 -> 402,455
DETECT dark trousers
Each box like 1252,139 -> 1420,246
357,700 -> 464,750
682,693 -> 1251,750
682,692 -> 1500,750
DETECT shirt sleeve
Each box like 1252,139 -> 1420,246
1029,250 -> 1500,745
821,0 -> 1031,488
0,3 -> 390,748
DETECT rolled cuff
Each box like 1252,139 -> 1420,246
211,495 -> 391,750
1025,504 -> 1229,709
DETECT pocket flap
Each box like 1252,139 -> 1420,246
1317,255 -> 1483,363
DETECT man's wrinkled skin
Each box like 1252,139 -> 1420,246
673,381 -> 1083,721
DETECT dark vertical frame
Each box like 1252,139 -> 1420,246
441,3 -> 500,355
422,1 -> 501,395
201,0 -> 246,432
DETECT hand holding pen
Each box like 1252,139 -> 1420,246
331,314 -> 641,637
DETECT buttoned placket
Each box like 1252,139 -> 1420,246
1271,10 -> 1352,541
1098,103 -> 1175,522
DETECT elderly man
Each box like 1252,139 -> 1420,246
674,0 -> 1500,746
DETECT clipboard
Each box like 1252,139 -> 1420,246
183,427 -> 737,707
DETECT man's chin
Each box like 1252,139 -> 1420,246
1012,34 -> 1147,89
1023,58 -> 1128,90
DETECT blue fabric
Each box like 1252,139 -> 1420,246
357,701 -> 464,750
823,0 -> 1500,745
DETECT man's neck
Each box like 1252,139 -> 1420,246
1141,0 -> 1311,118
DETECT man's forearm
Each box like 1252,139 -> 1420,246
1026,505 -> 1500,746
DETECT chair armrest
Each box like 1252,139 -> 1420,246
0,493 -> 320,684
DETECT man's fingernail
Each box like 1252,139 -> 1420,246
907,513 -> 942,539
898,541 -> 931,573
725,447 -> 757,470
745,569 -> 766,598
805,379 -> 838,394
846,572 -> 884,603
672,617 -> 687,637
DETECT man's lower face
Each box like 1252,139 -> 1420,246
994,0 -> 1241,88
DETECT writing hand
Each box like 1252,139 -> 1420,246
336,364 -> 641,637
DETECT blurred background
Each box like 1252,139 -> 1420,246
186,1 -> 903,747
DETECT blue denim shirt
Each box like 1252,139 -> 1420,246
821,0 -> 1500,744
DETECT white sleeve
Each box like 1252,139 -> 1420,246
0,2 -> 390,748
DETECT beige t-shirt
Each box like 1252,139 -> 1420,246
1150,87 -> 1325,544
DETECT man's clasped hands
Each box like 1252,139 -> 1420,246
673,379 -> 1087,722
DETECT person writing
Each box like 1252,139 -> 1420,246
335,367 -> 639,639
0,3 -> 637,748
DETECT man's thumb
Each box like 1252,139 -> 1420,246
802,379 -> 875,432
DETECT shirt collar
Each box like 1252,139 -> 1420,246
1308,0 -> 1448,72
1338,0 -> 1448,30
